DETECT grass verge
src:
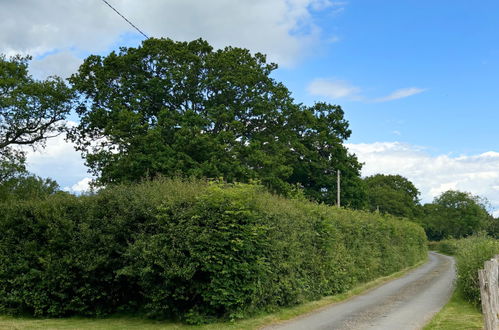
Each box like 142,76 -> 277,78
0,258 -> 426,330
423,289 -> 483,330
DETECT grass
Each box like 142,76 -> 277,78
423,289 -> 483,330
0,258 -> 426,330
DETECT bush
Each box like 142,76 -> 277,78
428,239 -> 460,255
0,179 -> 427,323
454,235 -> 499,306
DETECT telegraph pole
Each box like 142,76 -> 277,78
337,169 -> 341,207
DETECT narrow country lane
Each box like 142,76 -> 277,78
265,252 -> 455,330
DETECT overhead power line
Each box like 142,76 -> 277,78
100,0 -> 149,39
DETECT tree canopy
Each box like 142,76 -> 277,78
420,190 -> 492,240
69,38 -> 364,207
363,174 -> 420,218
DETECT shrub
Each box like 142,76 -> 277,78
428,239 -> 460,255
454,235 -> 499,306
0,179 -> 427,323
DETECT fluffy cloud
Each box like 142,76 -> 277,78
1,0 -> 343,74
64,177 -> 92,194
346,142 -> 499,215
23,130 -> 91,192
372,87 -> 426,103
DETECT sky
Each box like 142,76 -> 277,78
2,0 -> 499,215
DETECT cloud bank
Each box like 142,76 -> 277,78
1,0 -> 344,78
346,142 -> 499,215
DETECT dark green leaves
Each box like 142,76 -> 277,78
364,174 -> 421,218
69,38 -> 362,206
0,179 -> 427,322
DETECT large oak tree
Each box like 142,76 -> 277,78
69,38 -> 364,207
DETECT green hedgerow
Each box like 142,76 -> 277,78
0,178 -> 427,323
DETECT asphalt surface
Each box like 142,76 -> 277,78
265,252 -> 455,330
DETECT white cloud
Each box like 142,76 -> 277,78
64,177 -> 92,193
307,78 -> 361,100
346,141 -> 499,214
0,0 -> 343,71
372,87 -> 427,103
23,127 -> 92,192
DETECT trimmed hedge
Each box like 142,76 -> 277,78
0,179 -> 427,323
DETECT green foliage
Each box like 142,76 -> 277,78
68,38 -> 364,207
0,53 -> 71,202
432,235 -> 499,308
363,174 -> 421,218
0,174 -> 60,202
419,190 -> 492,240
428,239 -> 460,256
453,235 -> 499,307
0,179 -> 427,323
0,54 -> 72,155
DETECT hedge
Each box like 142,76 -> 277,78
0,179 -> 427,323
430,235 -> 499,308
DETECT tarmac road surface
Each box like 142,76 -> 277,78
265,252 -> 455,330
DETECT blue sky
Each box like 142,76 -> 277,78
2,0 -> 499,213
274,0 -> 499,155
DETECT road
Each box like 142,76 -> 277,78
265,252 -> 455,330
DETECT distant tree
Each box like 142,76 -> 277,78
0,174 -> 60,202
363,174 -> 420,218
486,215 -> 499,239
420,190 -> 492,240
68,38 -> 364,206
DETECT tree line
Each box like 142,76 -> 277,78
0,38 -> 496,240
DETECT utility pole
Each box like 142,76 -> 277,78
337,169 -> 341,208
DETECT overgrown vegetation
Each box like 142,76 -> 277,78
431,235 -> 499,307
0,178 -> 427,324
